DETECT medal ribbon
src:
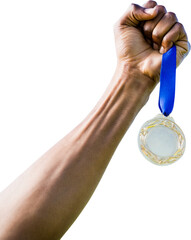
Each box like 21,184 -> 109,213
158,45 -> 176,117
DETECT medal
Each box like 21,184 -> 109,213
138,46 -> 186,165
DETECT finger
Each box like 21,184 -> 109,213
160,22 -> 189,55
152,12 -> 178,48
118,3 -> 158,27
143,5 -> 167,46
142,0 -> 157,8
139,0 -> 157,32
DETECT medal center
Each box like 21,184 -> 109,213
146,126 -> 178,158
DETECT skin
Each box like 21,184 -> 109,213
0,1 -> 189,239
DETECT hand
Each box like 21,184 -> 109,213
114,1 -> 190,83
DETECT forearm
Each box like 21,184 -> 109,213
0,64 -> 155,240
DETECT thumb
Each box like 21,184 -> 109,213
119,4 -> 158,27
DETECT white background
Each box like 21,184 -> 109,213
0,0 -> 191,239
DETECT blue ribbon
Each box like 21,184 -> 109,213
158,45 -> 176,117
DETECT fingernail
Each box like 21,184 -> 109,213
144,8 -> 155,14
160,46 -> 165,54
144,6 -> 158,15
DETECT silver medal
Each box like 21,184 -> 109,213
138,114 -> 185,165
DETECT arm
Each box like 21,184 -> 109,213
0,66 -> 154,240
0,1 -> 189,240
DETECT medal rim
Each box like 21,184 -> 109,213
138,114 -> 186,165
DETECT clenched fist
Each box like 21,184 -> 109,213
114,0 -> 190,83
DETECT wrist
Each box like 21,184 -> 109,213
115,61 -> 157,95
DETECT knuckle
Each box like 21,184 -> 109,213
144,0 -> 157,7
162,37 -> 172,47
166,12 -> 177,21
152,30 -> 161,42
143,24 -> 152,37
150,0 -> 157,5
156,5 -> 166,13
130,3 -> 137,11
176,22 -> 183,31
